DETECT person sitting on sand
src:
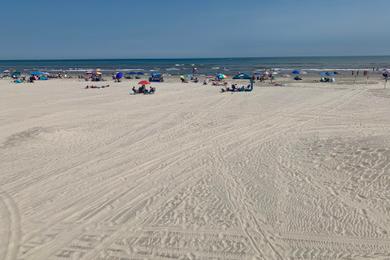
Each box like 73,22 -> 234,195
138,85 -> 146,93
131,86 -> 143,94
146,86 -> 156,94
131,86 -> 156,94
221,84 -> 238,92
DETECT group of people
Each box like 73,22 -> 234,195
221,83 -> 253,93
132,85 -> 156,95
352,70 -> 370,77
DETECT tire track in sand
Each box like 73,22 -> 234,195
0,190 -> 21,260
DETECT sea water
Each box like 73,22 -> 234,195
1,56 -> 389,75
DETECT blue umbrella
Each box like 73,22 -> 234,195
116,72 -> 123,79
136,72 -> 144,75
216,73 -> 227,79
292,70 -> 301,75
233,73 -> 252,80
31,71 -> 43,76
320,72 -> 336,77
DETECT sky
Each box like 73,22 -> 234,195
1,0 -> 389,59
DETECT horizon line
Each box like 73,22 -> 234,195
1,54 -> 390,62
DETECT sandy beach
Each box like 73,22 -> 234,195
1,77 -> 390,260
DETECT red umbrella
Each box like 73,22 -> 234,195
138,80 -> 150,85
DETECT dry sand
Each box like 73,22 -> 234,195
0,78 -> 390,260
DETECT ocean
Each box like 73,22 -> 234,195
1,56 -> 390,76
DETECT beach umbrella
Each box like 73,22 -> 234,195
115,72 -> 123,79
138,80 -> 150,85
383,70 -> 390,78
11,71 -> 21,78
320,72 -> 336,77
3,69 -> 10,73
216,73 -> 226,79
233,73 -> 252,80
136,72 -> 145,75
292,70 -> 301,75
31,71 -> 43,76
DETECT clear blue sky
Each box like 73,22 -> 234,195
1,0 -> 389,59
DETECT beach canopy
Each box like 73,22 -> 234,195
320,72 -> 336,77
233,73 -> 252,80
11,71 -> 21,77
136,72 -> 144,75
292,70 -> 301,75
138,80 -> 150,85
127,71 -> 137,75
31,71 -> 44,76
115,72 -> 123,79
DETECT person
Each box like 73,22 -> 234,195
180,76 -> 187,83
221,84 -> 242,93
147,86 -> 156,94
